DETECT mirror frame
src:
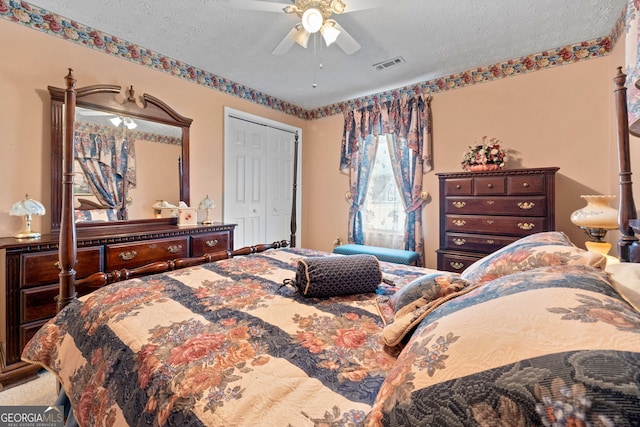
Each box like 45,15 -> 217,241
49,83 -> 192,233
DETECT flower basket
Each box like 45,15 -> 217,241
461,136 -> 507,171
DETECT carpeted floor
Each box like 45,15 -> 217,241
0,370 -> 58,406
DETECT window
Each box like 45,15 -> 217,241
362,136 -> 406,249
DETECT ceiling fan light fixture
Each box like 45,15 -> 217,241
301,7 -> 323,33
293,25 -> 311,48
320,21 -> 340,46
110,116 -> 122,127
330,0 -> 346,14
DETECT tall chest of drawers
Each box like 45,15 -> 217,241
437,167 -> 559,273
0,223 -> 235,387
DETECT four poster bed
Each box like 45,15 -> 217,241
21,69 -> 640,426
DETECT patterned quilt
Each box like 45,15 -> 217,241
21,248 -> 427,427
21,241 -> 640,426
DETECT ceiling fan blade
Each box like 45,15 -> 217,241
232,0 -> 289,13
333,22 -> 361,55
272,25 -> 299,55
340,0 -> 386,13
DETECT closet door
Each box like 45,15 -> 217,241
224,117 -> 266,248
224,109 -> 301,249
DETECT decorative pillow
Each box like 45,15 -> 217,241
377,272 -> 470,324
460,231 -> 606,284
379,274 -> 474,347
74,208 -> 118,223
287,254 -> 382,298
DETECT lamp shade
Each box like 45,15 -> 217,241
320,21 -> 341,46
199,195 -> 215,225
10,194 -> 45,239
570,195 -> 618,230
10,195 -> 45,217
198,195 -> 215,210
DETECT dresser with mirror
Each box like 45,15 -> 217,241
0,77 -> 235,387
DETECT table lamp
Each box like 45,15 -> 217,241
198,195 -> 215,225
570,195 -> 618,256
10,194 -> 46,239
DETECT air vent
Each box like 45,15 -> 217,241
373,56 -> 406,71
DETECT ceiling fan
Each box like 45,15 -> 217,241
237,0 -> 380,55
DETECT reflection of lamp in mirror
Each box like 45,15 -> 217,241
110,116 -> 137,129
10,194 -> 46,239
570,195 -> 618,256
198,195 -> 215,225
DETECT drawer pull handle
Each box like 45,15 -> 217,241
486,220 -> 494,224
486,239 -> 495,244
450,262 -> 464,270
452,238 -> 466,246
518,222 -> 536,231
452,219 -> 466,227
205,239 -> 219,247
523,182 -> 530,188
119,251 -> 137,261
167,245 -> 183,254
456,184 -> 461,189
452,201 -> 466,209
487,183 -> 493,189
518,202 -> 535,210
485,200 -> 495,205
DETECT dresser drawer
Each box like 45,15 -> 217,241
191,232 -> 230,256
444,196 -> 547,216
444,178 -> 472,195
106,236 -> 189,270
473,176 -> 506,195
437,251 -> 482,273
444,233 -> 519,252
21,247 -> 104,288
507,174 -> 545,195
445,215 -> 546,236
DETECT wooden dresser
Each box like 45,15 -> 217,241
0,222 -> 235,387
437,167 -> 558,273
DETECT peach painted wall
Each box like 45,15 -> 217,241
304,42 -> 634,268
0,19 -> 307,238
1,18 -> 637,269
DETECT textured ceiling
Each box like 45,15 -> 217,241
28,0 -> 627,110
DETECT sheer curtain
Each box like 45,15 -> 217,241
340,95 -> 433,266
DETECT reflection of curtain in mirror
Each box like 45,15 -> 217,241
74,129 -> 136,219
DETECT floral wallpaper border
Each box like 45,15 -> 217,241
1,0 -> 627,120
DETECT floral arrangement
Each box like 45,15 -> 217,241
461,136 -> 507,171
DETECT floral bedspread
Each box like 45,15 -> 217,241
21,248 -> 428,427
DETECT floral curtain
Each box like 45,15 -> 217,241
626,0 -> 640,123
340,95 -> 433,266
74,130 -> 136,219
340,107 -> 380,245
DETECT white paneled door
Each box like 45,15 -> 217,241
224,108 -> 301,249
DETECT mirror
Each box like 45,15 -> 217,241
49,83 -> 192,233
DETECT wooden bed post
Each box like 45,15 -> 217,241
290,131 -> 299,247
57,69 -> 78,311
613,67 -> 639,262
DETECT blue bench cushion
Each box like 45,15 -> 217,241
333,244 -> 419,265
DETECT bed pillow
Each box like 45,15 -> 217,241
378,273 -> 474,347
74,208 -> 118,223
460,231 -> 606,284
367,264 -> 640,425
606,262 -> 640,312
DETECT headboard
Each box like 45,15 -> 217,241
613,67 -> 640,263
